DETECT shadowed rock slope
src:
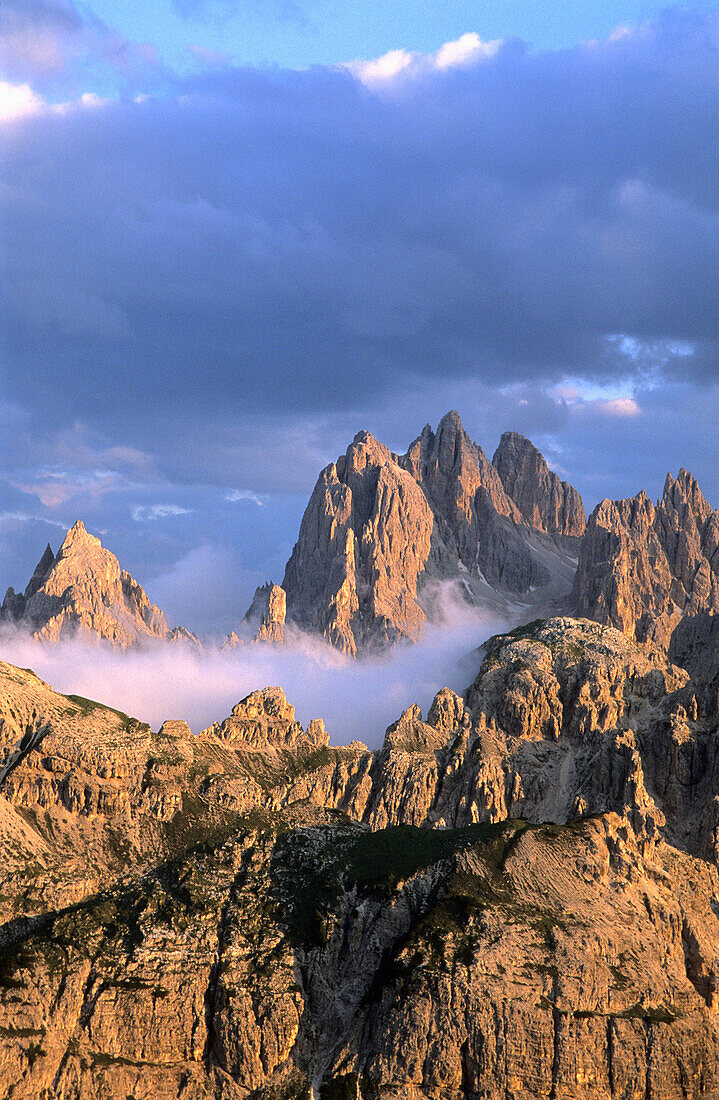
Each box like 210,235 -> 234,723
0,521 -> 195,648
282,412 -> 581,654
492,430 -> 586,540
3,618 -> 719,1096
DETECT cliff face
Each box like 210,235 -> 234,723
3,618 -> 719,1096
282,430 -> 436,655
574,469 -> 719,651
492,429 -> 586,539
0,521 -> 193,648
283,412 -> 580,654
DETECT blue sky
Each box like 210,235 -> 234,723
84,0 -> 702,71
1,1 -> 719,635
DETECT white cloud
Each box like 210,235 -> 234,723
347,32 -> 502,87
435,32 -> 501,69
0,81 -> 43,122
0,511 -> 68,529
596,396 -> 641,418
225,489 -> 265,506
131,504 -> 191,522
0,591 -> 511,745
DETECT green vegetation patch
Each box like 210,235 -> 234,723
271,819 -> 529,949
63,694 -> 149,734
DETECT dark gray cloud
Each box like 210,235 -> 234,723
3,9 -> 719,437
3,9 -> 719,622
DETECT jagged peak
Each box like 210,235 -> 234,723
24,543 -> 56,599
437,409 -> 464,433
497,428 -> 530,447
59,519 -> 101,554
661,468 -> 714,527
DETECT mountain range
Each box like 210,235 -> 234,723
3,410 -> 719,1095
3,411 -> 719,672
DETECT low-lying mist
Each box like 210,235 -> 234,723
0,602 -> 513,749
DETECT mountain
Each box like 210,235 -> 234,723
2,617 -> 719,1095
0,520 -> 193,647
492,429 -> 586,539
573,468 -> 719,653
281,411 -> 581,654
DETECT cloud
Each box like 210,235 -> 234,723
0,590 -> 510,745
0,0 -> 161,94
131,504 -> 192,522
348,32 -> 503,86
225,489 -> 265,506
187,43 -> 232,67
595,396 -> 641,418
5,8 -> 719,445
171,0 -> 310,26
434,32 -> 501,69
0,511 -> 68,529
0,80 -> 44,121
3,9 -> 719,617
146,541 -> 252,634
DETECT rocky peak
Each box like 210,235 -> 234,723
25,543 -> 55,599
573,472 -> 719,650
282,412 -> 566,654
208,687 -> 329,750
59,519 -> 96,551
242,582 -> 286,644
401,409 -> 518,527
492,430 -> 586,539
283,429 -> 433,655
0,520 -> 188,648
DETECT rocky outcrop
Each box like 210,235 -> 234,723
4,618 -> 719,1094
0,521 -> 194,648
573,469 -> 719,651
208,686 -> 329,751
493,429 -> 586,539
245,581 -> 286,642
225,582 -> 287,647
283,412 -> 573,654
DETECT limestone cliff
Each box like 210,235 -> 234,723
283,412 -> 574,654
492,429 -> 586,539
573,469 -> 719,651
3,619 -> 719,1095
0,521 -> 194,648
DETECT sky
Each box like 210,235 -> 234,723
1,1 -> 719,637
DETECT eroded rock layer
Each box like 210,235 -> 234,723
3,617 -> 719,1096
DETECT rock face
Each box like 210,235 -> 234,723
493,429 -> 586,539
0,520 -> 193,648
3,618 -> 719,1096
226,582 -> 287,647
283,412 -> 578,654
574,469 -> 719,651
245,582 -> 286,642
283,429 -> 436,654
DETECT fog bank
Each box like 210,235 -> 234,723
0,605 -> 512,748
